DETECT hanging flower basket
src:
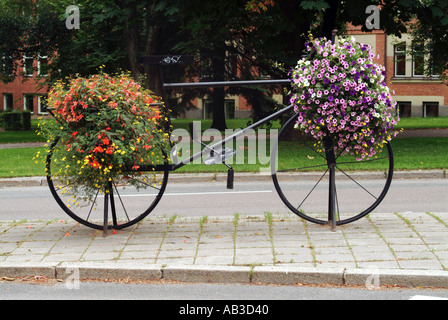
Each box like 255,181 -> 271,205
289,36 -> 399,160
38,72 -> 170,202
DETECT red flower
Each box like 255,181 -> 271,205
71,131 -> 79,138
90,160 -> 101,169
93,146 -> 104,153
132,165 -> 140,170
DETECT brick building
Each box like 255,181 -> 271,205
344,25 -> 448,118
0,56 -> 49,117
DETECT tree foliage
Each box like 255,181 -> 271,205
1,0 -> 448,127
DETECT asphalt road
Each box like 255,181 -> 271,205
1,280 -> 448,301
0,178 -> 446,221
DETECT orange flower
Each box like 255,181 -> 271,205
93,146 -> 104,153
108,101 -> 118,108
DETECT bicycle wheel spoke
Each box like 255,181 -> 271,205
301,142 -> 327,162
336,167 -> 378,200
86,189 -> 100,222
130,176 -> 161,191
334,181 -> 340,221
113,181 -> 131,222
296,169 -> 329,211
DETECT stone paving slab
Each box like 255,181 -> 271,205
1,212 -> 448,288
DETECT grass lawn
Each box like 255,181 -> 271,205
0,147 -> 46,178
0,116 -> 446,178
1,136 -> 446,178
395,116 -> 448,130
0,116 -> 447,145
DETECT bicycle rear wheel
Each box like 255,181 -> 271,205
271,115 -> 394,226
46,138 -> 169,231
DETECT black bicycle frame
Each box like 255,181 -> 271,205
156,79 -> 294,172
171,103 -> 294,171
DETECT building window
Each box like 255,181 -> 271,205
24,56 -> 34,77
394,43 -> 406,77
412,43 -> 425,77
38,95 -> 48,114
397,101 -> 412,118
423,102 -> 439,117
1,56 -> 14,78
38,56 -> 49,77
24,94 -> 34,113
3,93 -> 13,110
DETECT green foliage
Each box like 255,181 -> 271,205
1,0 -> 448,126
300,0 -> 330,10
0,110 -> 32,132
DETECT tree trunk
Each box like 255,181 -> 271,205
321,0 -> 340,39
210,46 -> 227,131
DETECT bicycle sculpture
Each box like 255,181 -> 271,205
42,36 -> 398,233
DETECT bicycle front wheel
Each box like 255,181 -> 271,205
271,115 -> 394,226
46,138 -> 169,231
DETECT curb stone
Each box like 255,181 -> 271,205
251,266 -> 346,285
344,269 -> 448,288
0,262 -> 58,279
56,262 -> 163,281
2,263 -> 448,289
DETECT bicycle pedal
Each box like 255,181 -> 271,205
203,148 -> 236,165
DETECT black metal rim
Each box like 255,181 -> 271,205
46,138 -> 169,230
271,115 -> 394,226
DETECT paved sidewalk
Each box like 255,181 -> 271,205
1,212 -> 448,288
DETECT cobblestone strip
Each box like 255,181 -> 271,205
154,214 -> 179,264
365,215 -> 401,268
234,216 -> 272,266
0,220 -> 50,262
394,212 -> 448,271
193,216 -> 208,265
425,212 -> 448,270
302,220 -> 318,267
264,212 -> 276,265
194,216 -> 235,266
232,213 -> 239,266
394,212 -> 447,270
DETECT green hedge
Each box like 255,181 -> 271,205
0,110 -> 32,131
